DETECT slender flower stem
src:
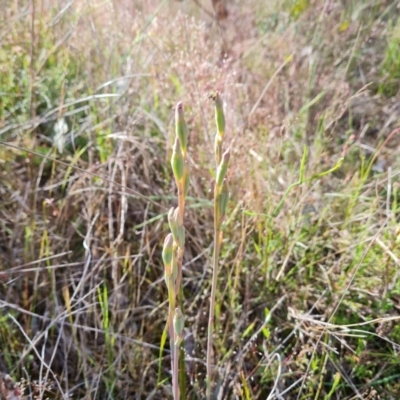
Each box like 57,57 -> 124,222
177,246 -> 186,399
173,337 -> 179,398
206,91 -> 230,399
206,187 -> 222,399
165,102 -> 190,400
167,274 -> 179,399
176,183 -> 187,398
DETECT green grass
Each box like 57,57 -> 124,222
379,18 -> 400,96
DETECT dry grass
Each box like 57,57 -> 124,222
1,0 -> 400,399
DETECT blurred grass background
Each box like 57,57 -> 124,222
1,0 -> 400,398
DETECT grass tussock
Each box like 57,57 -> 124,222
1,0 -> 400,399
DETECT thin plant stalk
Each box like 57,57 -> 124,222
163,233 -> 179,399
163,102 -> 189,400
206,92 -> 230,399
206,195 -> 222,398
167,268 -> 179,399
175,114 -> 188,400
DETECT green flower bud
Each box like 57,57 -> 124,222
175,102 -> 188,155
173,307 -> 184,337
214,92 -> 225,137
168,207 -> 185,248
173,207 -> 181,226
171,137 -> 184,182
176,225 -> 185,249
216,149 -> 230,189
168,207 -> 177,229
171,252 -> 178,283
218,180 -> 229,220
168,207 -> 178,238
164,249 -> 178,288
162,233 -> 174,267
214,134 -> 222,164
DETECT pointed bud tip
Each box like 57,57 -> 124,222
175,307 -> 183,317
164,233 -> 174,246
223,148 -> 230,160
168,207 -> 175,221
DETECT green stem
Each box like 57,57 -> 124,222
168,275 -> 179,400
173,181 -> 186,399
206,185 -> 221,399
173,337 -> 179,399
178,283 -> 186,399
